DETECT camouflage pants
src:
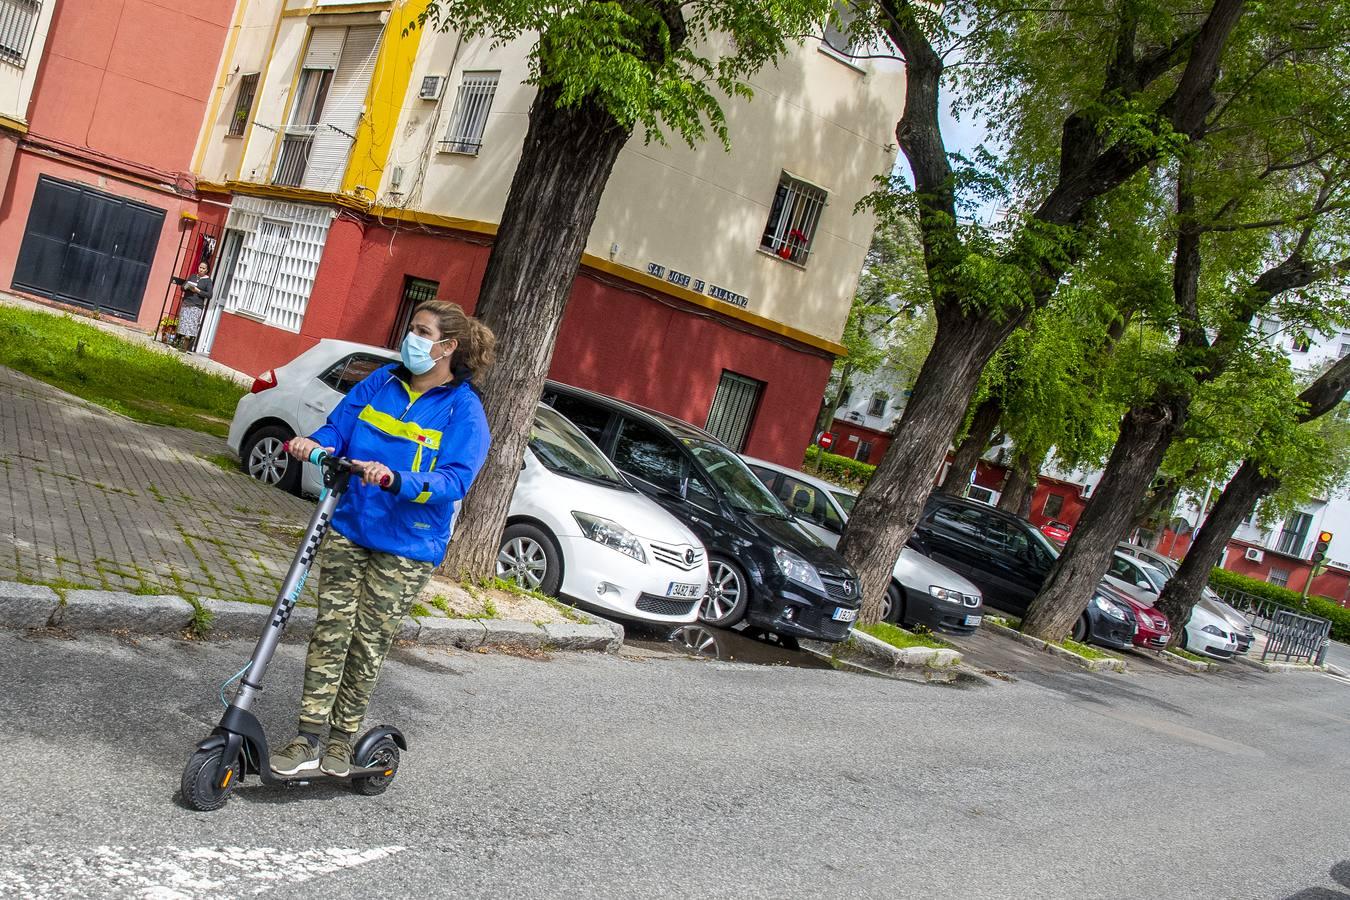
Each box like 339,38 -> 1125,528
300,531 -> 435,735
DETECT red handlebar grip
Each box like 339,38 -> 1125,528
380,474 -> 392,488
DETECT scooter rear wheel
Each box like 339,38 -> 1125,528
351,737 -> 399,796
181,747 -> 239,811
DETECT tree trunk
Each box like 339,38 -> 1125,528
936,396 -> 1001,497
1154,459 -> 1276,639
442,87 -> 630,577
1021,398 -> 1187,640
815,363 -> 855,436
839,308 -> 1016,624
997,451 -> 1038,518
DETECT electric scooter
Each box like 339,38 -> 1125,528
180,447 -> 406,811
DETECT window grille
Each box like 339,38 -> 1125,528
760,173 -> 827,265
228,73 -> 259,136
0,0 -> 40,67
222,196 -> 334,332
868,392 -> 888,417
440,71 -> 500,155
705,371 -> 764,452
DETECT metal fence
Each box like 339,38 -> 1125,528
1209,584 -> 1331,664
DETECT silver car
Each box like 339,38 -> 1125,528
1115,543 -> 1254,652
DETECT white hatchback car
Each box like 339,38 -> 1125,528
226,340 -> 708,625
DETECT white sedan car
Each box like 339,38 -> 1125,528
226,340 -> 708,625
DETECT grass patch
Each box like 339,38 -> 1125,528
858,621 -> 951,650
1058,638 -> 1107,660
187,600 -> 214,640
410,602 -> 431,618
0,305 -> 245,436
1167,647 -> 1209,664
200,453 -> 241,473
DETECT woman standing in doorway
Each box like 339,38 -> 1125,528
271,300 -> 496,777
175,263 -> 213,351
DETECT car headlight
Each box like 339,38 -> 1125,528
572,512 -> 646,563
1201,624 -> 1226,637
1093,595 -> 1126,620
773,546 -> 825,593
929,586 -> 965,604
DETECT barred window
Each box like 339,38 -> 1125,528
228,73 -> 259,137
0,0 -> 40,67
440,71 -> 499,155
760,172 -> 827,266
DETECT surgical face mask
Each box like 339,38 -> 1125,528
401,331 -> 451,375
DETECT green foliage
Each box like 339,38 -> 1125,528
1058,638 -> 1106,661
858,621 -> 951,651
1209,568 -> 1350,642
419,0 -> 836,148
0,306 -> 245,437
803,446 -> 875,489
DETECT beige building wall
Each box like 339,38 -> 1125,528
194,4 -> 905,346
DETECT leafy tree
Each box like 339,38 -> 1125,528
416,0 -> 839,575
1155,353 -> 1350,632
816,221 -> 932,435
836,0 -> 1248,625
1020,3 -> 1350,640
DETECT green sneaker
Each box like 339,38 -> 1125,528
271,735 -> 320,776
320,736 -> 352,777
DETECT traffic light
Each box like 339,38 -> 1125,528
1312,531 -> 1333,565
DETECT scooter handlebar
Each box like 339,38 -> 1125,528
289,443 -> 394,490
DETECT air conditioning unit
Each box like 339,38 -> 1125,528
1244,547 -> 1264,563
968,485 -> 1000,506
419,75 -> 445,100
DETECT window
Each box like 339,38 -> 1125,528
760,172 -> 827,266
545,393 -> 613,449
1292,332 -> 1311,353
0,0 -> 40,67
613,418 -> 687,495
705,370 -> 764,452
821,0 -> 861,57
868,392 -> 888,417
838,386 -> 852,406
228,73 -> 260,137
1042,493 -> 1064,519
1268,567 -> 1291,588
1275,511 -> 1313,557
388,276 -> 439,348
983,519 -> 1031,558
857,441 -> 873,463
1339,343 -> 1350,359
930,504 -> 986,541
440,71 -> 499,155
222,195 -> 334,332
776,476 -> 845,534
320,353 -> 390,394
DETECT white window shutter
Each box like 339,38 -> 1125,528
303,24 -> 382,192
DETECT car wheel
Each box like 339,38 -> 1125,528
241,424 -> 300,494
700,557 -> 749,627
882,582 -> 905,624
1071,614 -> 1088,643
497,523 -> 562,596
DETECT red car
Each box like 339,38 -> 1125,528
1100,584 -> 1172,649
1040,520 -> 1072,545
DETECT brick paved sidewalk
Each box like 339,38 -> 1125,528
0,365 -> 317,606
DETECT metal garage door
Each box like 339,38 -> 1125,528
13,175 -> 166,319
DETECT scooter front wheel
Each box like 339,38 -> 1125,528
351,736 -> 399,796
181,747 -> 240,811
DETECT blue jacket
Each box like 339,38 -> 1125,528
308,363 -> 490,563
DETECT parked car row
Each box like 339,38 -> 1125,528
226,339 -> 1254,662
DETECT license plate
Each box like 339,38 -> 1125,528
832,607 -> 857,622
965,615 -> 982,627
667,581 -> 702,598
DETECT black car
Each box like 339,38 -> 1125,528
910,495 -> 1059,616
1075,583 -> 1138,650
542,382 -> 861,642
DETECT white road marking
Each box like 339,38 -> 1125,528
0,845 -> 406,898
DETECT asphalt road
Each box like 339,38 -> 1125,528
2,630 -> 1349,900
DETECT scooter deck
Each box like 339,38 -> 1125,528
270,763 -> 394,783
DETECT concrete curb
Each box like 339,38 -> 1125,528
0,581 -> 621,654
802,629 -> 963,683
984,620 -> 1127,673
1158,650 -> 1219,673
1235,654 -> 1325,674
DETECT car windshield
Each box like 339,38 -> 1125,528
529,405 -> 627,487
1029,527 -> 1061,560
831,491 -> 857,515
683,441 -> 789,516
1137,562 -> 1169,592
